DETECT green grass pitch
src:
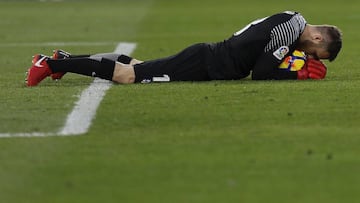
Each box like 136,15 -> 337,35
1,0 -> 360,202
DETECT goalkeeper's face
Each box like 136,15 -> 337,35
297,39 -> 330,61
298,24 -> 342,61
308,48 -> 330,61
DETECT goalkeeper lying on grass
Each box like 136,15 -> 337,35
25,11 -> 342,86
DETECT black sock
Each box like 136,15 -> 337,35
47,57 -> 115,81
66,53 -> 132,64
69,54 -> 91,58
117,55 -> 133,64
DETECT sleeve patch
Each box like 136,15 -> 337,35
273,46 -> 289,60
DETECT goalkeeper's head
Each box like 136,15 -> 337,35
298,25 -> 342,62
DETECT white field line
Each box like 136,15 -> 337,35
0,42 -> 137,138
59,42 -> 136,135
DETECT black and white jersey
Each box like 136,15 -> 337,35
208,11 -> 307,80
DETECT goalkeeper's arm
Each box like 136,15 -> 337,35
251,53 -> 298,80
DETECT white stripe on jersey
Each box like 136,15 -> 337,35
264,13 -> 307,52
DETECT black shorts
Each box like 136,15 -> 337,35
133,43 -> 212,83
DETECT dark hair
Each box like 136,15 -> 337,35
323,26 -> 342,62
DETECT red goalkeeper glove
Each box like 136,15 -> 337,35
297,58 -> 327,80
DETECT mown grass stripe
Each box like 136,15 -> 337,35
0,42 -> 118,47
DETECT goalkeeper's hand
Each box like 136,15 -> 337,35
297,58 -> 327,80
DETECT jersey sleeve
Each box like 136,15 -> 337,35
251,12 -> 306,80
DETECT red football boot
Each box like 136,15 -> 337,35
26,54 -> 52,87
50,49 -> 71,80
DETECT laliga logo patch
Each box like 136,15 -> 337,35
273,46 -> 289,60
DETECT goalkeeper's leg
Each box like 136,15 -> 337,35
90,53 -> 143,65
47,57 -> 136,84
51,50 -> 142,80
62,51 -> 142,65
